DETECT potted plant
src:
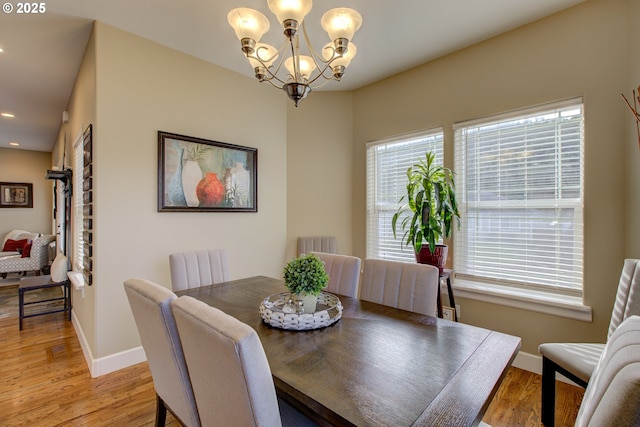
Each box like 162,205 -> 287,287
391,152 -> 460,273
283,253 -> 329,313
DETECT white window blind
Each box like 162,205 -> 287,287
453,98 -> 584,296
366,129 -> 444,261
72,131 -> 85,271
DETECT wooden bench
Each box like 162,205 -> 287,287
18,275 -> 71,330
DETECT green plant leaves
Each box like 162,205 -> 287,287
283,253 -> 329,296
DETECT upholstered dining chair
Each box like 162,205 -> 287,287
171,295 -> 317,427
311,252 -> 361,298
169,248 -> 230,292
574,315 -> 640,426
359,258 -> 440,316
297,236 -> 337,257
539,258 -> 640,426
123,279 -> 200,427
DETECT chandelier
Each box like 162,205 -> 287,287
227,0 -> 362,107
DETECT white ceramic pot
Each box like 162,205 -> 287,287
181,160 -> 202,207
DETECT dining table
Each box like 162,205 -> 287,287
175,275 -> 521,427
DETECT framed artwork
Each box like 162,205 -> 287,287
158,131 -> 257,212
0,182 -> 33,208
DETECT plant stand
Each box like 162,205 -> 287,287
437,269 -> 457,321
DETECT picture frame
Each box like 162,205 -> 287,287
158,131 -> 257,212
0,182 -> 33,208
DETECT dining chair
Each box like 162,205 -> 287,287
574,315 -> 640,426
169,248 -> 230,291
171,295 -> 317,426
311,251 -> 361,298
123,279 -> 200,427
538,258 -> 640,426
297,236 -> 337,257
359,258 -> 440,316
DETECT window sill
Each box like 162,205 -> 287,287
451,278 -> 592,322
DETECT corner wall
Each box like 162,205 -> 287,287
286,91 -> 354,259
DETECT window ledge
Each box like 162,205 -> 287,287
452,278 -> 592,322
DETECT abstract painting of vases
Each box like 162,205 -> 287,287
159,131 -> 257,212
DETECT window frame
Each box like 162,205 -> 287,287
452,98 -> 589,320
366,128 -> 445,262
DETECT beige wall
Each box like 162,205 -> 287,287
56,21 -> 288,360
286,92 -> 354,259
352,0 -> 633,354
626,0 -> 640,257
0,148 -> 53,238
56,24 -> 98,352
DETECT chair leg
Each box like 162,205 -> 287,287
18,288 -> 24,331
541,356 -> 556,427
155,393 -> 167,427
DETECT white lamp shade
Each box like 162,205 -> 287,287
284,55 -> 316,79
321,8 -> 362,42
227,8 -> 270,41
249,43 -> 279,68
322,42 -> 357,67
267,0 -> 312,25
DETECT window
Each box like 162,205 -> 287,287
453,98 -> 584,297
72,130 -> 85,272
366,129 -> 444,261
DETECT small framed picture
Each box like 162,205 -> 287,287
0,182 -> 33,208
442,306 -> 456,321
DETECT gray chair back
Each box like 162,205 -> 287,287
575,315 -> 640,426
360,258 -> 439,316
608,259 -> 640,338
123,279 -> 200,427
171,295 -> 283,427
169,248 -> 230,291
297,236 -> 337,257
311,252 -> 361,298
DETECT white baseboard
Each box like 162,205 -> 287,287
72,310 -> 147,378
512,350 -> 580,386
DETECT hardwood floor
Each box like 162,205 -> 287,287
0,285 -> 584,426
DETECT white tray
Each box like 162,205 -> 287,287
259,292 -> 342,331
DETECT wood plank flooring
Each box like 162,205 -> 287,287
0,285 -> 584,426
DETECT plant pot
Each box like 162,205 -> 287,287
295,292 -> 318,314
415,244 -> 448,274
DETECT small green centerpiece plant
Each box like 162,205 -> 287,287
283,253 -> 329,313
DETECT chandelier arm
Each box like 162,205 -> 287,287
301,21 -> 331,67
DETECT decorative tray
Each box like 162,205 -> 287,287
259,292 -> 342,331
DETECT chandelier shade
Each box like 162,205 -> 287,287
227,1 -> 362,106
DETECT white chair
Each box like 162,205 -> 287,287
539,258 -> 640,426
171,295 -> 317,426
359,258 -> 439,316
169,249 -> 230,291
574,315 -> 640,426
311,252 -> 361,298
297,236 -> 337,257
123,279 -> 200,427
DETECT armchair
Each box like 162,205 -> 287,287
0,234 -> 55,278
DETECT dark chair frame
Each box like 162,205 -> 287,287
18,275 -> 71,330
541,356 -> 589,426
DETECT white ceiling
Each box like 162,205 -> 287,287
0,0 -> 588,152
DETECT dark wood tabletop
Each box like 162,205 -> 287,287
176,276 -> 521,427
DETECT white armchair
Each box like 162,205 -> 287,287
0,233 -> 55,278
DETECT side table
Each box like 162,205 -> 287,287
18,275 -> 71,330
436,269 -> 457,321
